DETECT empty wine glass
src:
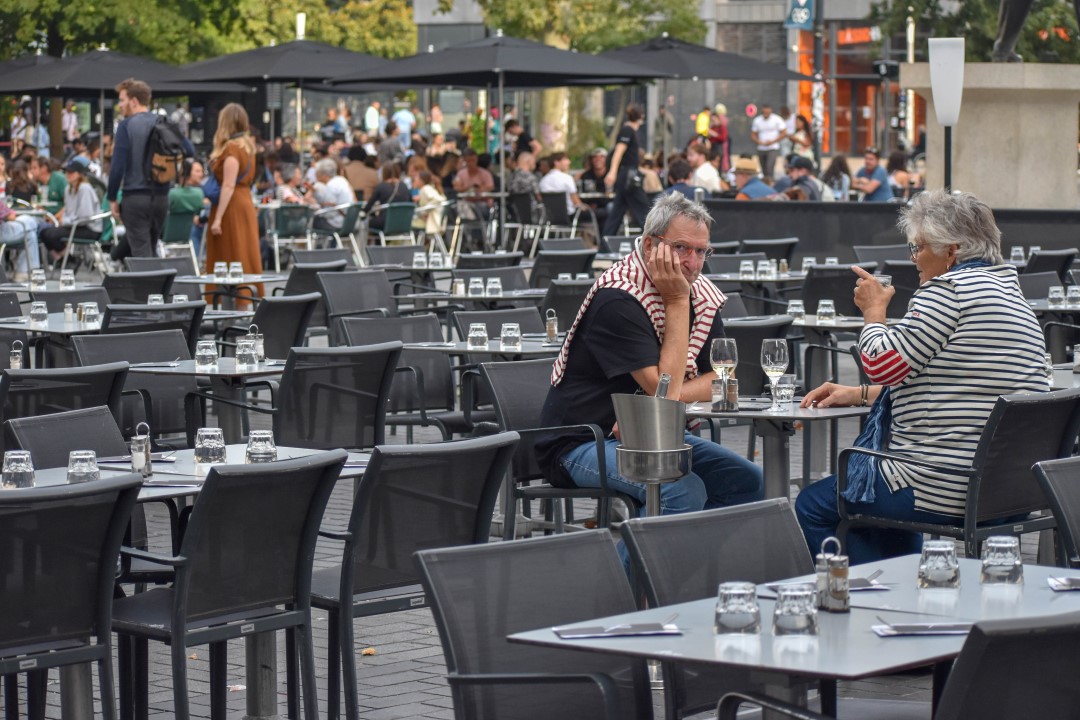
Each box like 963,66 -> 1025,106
710,338 -> 738,385
760,339 -> 789,411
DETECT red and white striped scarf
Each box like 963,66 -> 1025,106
551,247 -> 727,386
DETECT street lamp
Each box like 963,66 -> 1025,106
928,38 -> 964,191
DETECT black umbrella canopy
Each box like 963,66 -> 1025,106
332,33 -> 669,88
0,49 -> 251,96
600,35 -> 814,82
176,39 -> 389,84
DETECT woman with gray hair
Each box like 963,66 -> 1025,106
795,190 -> 1047,562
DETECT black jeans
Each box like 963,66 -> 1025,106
40,224 -> 98,253
602,172 -> 649,237
114,192 -> 168,260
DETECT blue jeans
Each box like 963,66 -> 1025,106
1,216 -> 41,273
795,472 -> 964,564
560,433 -> 764,515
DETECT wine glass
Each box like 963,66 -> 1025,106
710,338 -> 738,385
760,339 -> 789,411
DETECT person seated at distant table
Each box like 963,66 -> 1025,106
732,156 -> 777,200
363,161 -> 412,233
452,148 -> 495,220
853,146 -> 893,202
308,158 -> 356,231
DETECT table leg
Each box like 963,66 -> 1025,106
755,419 -> 794,501
209,378 -> 244,443
59,665 -> 93,720
803,331 -> 835,482
244,633 -> 278,720
759,677 -> 811,720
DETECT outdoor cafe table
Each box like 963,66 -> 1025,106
510,553 -> 1080,719
35,445 -> 369,720
403,338 -> 562,358
172,273 -> 287,309
0,280 -> 99,293
398,288 -> 549,307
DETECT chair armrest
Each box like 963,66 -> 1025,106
122,388 -> 153,430
120,546 -> 188,568
327,308 -> 390,319
718,691 -> 826,720
318,527 -> 351,541
311,202 -> 352,218
447,673 -> 622,720
515,423 -> 610,492
394,365 -> 427,422
836,447 -> 975,505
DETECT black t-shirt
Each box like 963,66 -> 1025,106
614,122 -> 640,173
514,131 -> 534,156
536,288 -> 725,486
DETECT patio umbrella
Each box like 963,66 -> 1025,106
331,32 -> 668,239
598,34 -> 814,82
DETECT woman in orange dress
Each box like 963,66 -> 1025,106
207,103 -> 262,305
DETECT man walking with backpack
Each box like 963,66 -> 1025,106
107,78 -> 193,260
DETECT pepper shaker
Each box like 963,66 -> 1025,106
9,340 -> 22,370
130,422 -> 153,478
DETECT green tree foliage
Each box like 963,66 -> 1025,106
871,0 -> 1080,63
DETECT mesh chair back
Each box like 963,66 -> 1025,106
0,362 -> 128,431
337,202 -> 365,237
724,316 -> 793,395
248,292 -> 319,359
539,237 -> 586,252
292,248 -> 356,267
852,244 -> 911,270
4,406 -> 127,469
282,260 -> 348,329
178,450 -> 345,622
451,266 -> 528,292
346,433 -> 518,595
454,251 -> 524,269
31,287 -> 111,313
1018,271 -> 1061,300
705,252 -> 768,275
318,269 -> 398,345
160,210 -> 194,245
101,301 -> 206,354
969,388 -> 1080,521
416,531 -> 650,720
453,307 -> 544,340
621,499 -> 813,607
1034,456 -> 1080,565
480,358 -> 556,482
539,192 -> 572,227
102,270 -> 177,304
540,279 -> 592,329
530,250 -> 597,289
1024,248 -> 1077,282
602,235 -> 637,254
274,204 -> 314,239
801,263 -> 877,317
739,237 -> 798,263
125,255 -> 198,276
709,241 -> 741,255
274,344 -> 402,450
934,612 -> 1080,720
721,292 -> 749,319
507,192 -> 536,224
881,260 -> 921,313
0,291 -> 19,317
0,474 -> 140,651
381,203 -> 415,235
366,244 -> 424,266
73,330 -> 195,436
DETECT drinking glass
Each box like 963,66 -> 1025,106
761,339 -> 789,411
194,428 -> 227,467
1029,245 -> 1042,260
774,374 -> 796,408
228,262 -> 244,282
917,540 -> 961,589
82,302 -> 100,326
467,323 -> 489,350
213,262 -> 228,281
980,535 -> 1023,585
147,294 -> 165,305
801,257 -> 817,273
816,299 -> 836,325
739,261 -> 755,279
786,300 -> 806,324
500,322 -> 522,351
172,294 -> 189,303
755,260 -> 771,280
245,430 -> 278,464
29,269 -> 46,291
59,269 -> 76,290
714,582 -> 761,635
1067,287 -> 1080,308
575,273 -> 590,280
824,256 -> 839,265
29,301 -> 48,324
236,338 -> 258,369
412,251 -> 428,268
710,338 -> 738,385
467,278 -> 485,297
618,242 -> 633,258
1048,286 -> 1066,308
875,275 -> 892,288
428,253 -> 445,269
772,584 -> 818,636
67,450 -> 100,484
195,340 -> 219,371
1009,246 -> 1025,263
557,273 -> 573,281
1,450 -> 34,489
486,277 -> 503,297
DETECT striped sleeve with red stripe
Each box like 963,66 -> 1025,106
860,348 -> 911,386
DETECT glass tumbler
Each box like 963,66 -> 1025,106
739,261 -> 755,279
236,338 -> 258,368
467,323 -> 489,350
486,278 -> 503,297
213,262 -> 228,280
755,260 -> 771,279
557,273 -> 572,281
147,294 -> 164,305
428,253 -> 445,269
59,269 -> 76,290
172,294 -> 189,303
1009,246 -> 1025,263
1067,287 -> 1080,308
500,322 -> 522,351
816,299 -> 836,325
228,262 -> 244,281
29,269 -> 46,291
980,535 -> 1023,585
195,340 -> 219,370
29,301 -> 48,324
67,450 -> 100,484
772,583 -> 819,636
412,251 -> 428,268
824,256 -> 839,265
1029,245 -> 1042,259
1048,286 -> 1066,308
245,430 -> 278,464
194,427 -> 227,467
715,582 -> 761,635
82,302 -> 99,326
775,375 -> 796,407
467,278 -> 485,297
1,450 -> 35,489
786,300 -> 806,324
801,257 -> 817,272
618,242 -> 633,257
875,275 -> 892,288
917,540 -> 961,589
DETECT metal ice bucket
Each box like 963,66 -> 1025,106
611,393 -> 686,451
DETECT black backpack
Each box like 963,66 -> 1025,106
147,115 -> 191,184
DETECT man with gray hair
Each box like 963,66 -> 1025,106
538,193 -> 763,519
309,157 -> 355,231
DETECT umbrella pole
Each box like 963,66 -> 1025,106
99,89 -> 105,138
498,73 -> 506,250
296,82 -> 303,162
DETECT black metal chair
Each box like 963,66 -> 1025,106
317,269 -> 435,345
0,361 -> 128,441
505,192 -> 539,253
1018,271 -> 1061,300
451,267 -> 530,309
0,473 -> 141,720
852,243 -> 911,270
308,201 -> 364,266
306,433 -> 519,720
124,256 -> 198,276
539,237 -> 587,252
621,499 -> 814,720
1024,248 -> 1077,283
796,263 -> 878,318
724,316 -> 794,397
102,270 -> 177,304
269,203 -> 316,271
112,450 -> 347,720
29,287 -> 113,367
717,611 -> 1080,720
529,249 -> 597,288
216,291 -> 319,360
739,237 -> 798,264
479,358 -> 640,539
364,243 -> 424,266
454,251 -> 525,269
704,252 -> 768,275
838,388 -> 1080,559
272,260 -> 349,336
881,259 -> 921,313
538,192 -> 580,243
291,248 -> 356,267
1034,456 -> 1080,567
100,301 -> 206,355
415,531 -> 652,720
540,278 -> 593,330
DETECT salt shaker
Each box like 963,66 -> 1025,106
817,537 -> 849,612
130,422 -> 152,478
9,340 -> 22,370
64,303 -> 74,322
545,309 -> 559,344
